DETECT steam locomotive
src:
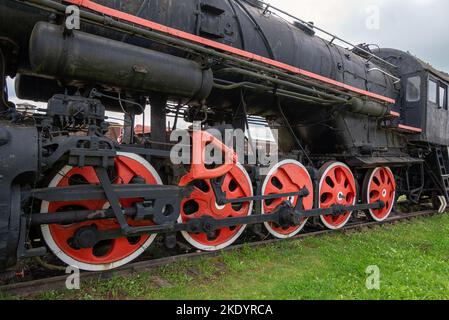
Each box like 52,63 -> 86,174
0,0 -> 448,272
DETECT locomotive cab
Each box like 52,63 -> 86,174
425,72 -> 449,145
377,48 -> 449,145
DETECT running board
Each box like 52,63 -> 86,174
388,124 -> 423,134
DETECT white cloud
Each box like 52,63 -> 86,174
270,0 -> 449,71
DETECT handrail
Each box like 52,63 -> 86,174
254,1 -> 398,69
367,68 -> 401,84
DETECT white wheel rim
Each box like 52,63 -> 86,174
40,152 -> 161,271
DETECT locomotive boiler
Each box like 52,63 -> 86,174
0,0 -> 447,272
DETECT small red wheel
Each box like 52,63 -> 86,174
179,163 -> 253,251
363,167 -> 396,221
40,152 -> 162,271
318,162 -> 357,230
262,160 -> 314,239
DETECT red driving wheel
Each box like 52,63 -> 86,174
262,160 -> 314,238
318,162 -> 357,230
363,167 -> 396,221
40,152 -> 162,271
178,163 -> 253,251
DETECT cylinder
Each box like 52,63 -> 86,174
348,98 -> 389,117
29,22 -> 213,102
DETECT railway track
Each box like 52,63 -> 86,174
0,209 -> 438,297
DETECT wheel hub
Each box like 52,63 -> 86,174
214,202 -> 226,210
337,191 -> 345,202
72,226 -> 99,249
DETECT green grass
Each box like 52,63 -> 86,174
8,214 -> 449,300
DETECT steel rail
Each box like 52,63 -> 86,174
0,209 -> 438,297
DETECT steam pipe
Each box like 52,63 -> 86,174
213,80 -> 335,105
216,68 -> 349,103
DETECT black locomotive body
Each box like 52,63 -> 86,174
0,0 -> 447,272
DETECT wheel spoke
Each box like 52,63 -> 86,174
334,168 -> 345,185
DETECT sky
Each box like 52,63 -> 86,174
6,0 -> 448,128
270,0 -> 449,72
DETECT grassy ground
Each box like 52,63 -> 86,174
4,214 -> 449,300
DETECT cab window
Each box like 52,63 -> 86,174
428,79 -> 437,104
406,76 -> 421,102
439,84 -> 448,109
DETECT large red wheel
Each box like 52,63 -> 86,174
363,167 -> 396,222
262,160 -> 314,239
40,152 -> 162,271
179,163 -> 253,251
318,162 -> 357,230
